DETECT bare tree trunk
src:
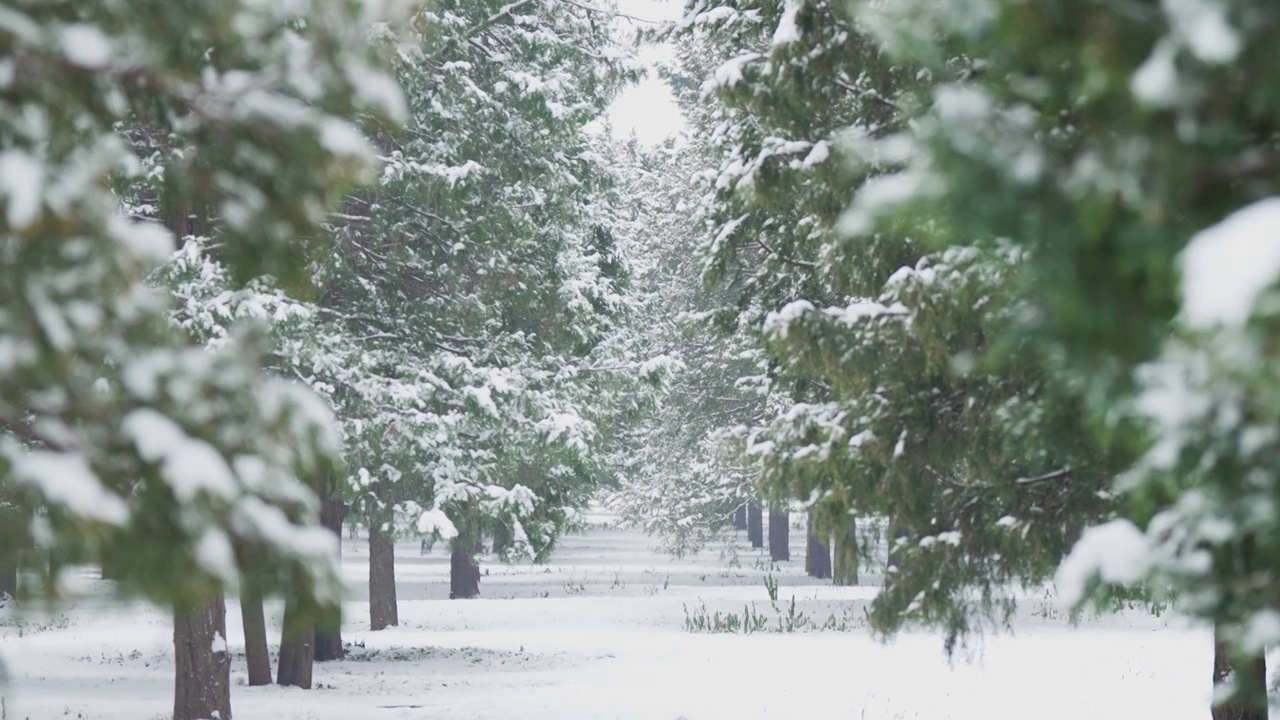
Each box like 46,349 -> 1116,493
1211,628 -> 1267,720
276,599 -> 315,689
0,500 -> 18,600
173,596 -> 232,720
833,518 -> 858,586
747,502 -> 764,549
887,520 -> 906,573
239,587 -> 272,686
805,514 -> 831,579
368,523 -> 398,631
450,540 -> 482,599
491,523 -> 511,556
732,505 -> 748,531
44,549 -> 61,595
166,159 -> 232,720
314,491 -> 344,662
768,505 -> 790,561
0,554 -> 15,601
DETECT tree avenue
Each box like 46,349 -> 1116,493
0,0 -> 408,717
835,0 -> 1280,714
4,0 -> 1280,718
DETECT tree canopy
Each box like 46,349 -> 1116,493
7,0 -> 1280,714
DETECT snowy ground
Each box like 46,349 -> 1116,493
0,506 -> 1243,719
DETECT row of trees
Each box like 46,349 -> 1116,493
0,0 -> 414,717
609,0 -> 1280,717
8,0 -> 1280,717
1,1 -> 674,719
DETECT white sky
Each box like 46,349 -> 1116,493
600,0 -> 687,146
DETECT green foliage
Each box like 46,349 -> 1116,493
307,0 -> 663,568
0,0 -> 405,615
674,0 -> 1124,654
683,600 -> 769,634
603,138 -> 762,555
682,574 -> 861,633
839,0 -> 1280,702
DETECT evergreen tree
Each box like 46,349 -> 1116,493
315,0 -> 658,613
0,0 -> 406,716
677,0 -> 1122,653
602,137 -> 763,556
838,0 -> 1280,710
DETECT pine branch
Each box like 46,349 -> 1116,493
547,0 -> 667,24
1015,467 -> 1072,485
428,0 -> 537,63
755,238 -> 816,269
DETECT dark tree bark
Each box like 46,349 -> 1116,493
45,548 -> 64,592
833,518 -> 859,586
173,595 -> 232,720
886,520 -> 906,573
314,489 -> 345,662
276,599 -> 315,689
805,514 -> 831,579
239,587 -> 272,686
166,158 -> 233,720
0,499 -> 20,599
368,523 -> 398,631
768,505 -> 790,561
747,502 -> 764,548
491,523 -> 511,556
450,540 -> 482,599
0,554 -> 15,601
1211,629 -> 1267,720
732,505 -> 748,531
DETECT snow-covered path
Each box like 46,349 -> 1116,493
0,510 -> 1234,719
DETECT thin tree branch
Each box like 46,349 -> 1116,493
755,237 -> 816,269
428,0 -> 537,63
1015,467 -> 1072,486
548,0 -> 667,24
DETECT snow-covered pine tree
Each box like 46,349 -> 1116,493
838,0 -> 1280,712
680,0 -> 1124,651
153,227 -> 379,675
314,0 -> 658,615
630,0 -> 882,567
601,135 -> 766,557
0,0 -> 406,717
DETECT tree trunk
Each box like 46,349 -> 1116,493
276,599 -> 315,689
0,554 -> 15,601
886,520 -> 906,573
833,518 -> 858,586
450,540 -> 482,599
1211,629 -> 1267,720
0,500 -> 19,600
239,588 -> 272,687
732,505 -> 748,531
166,158 -> 230,720
45,549 -> 61,594
747,502 -> 764,549
805,514 -> 832,579
314,491 -> 345,662
768,505 -> 790,561
368,523 -> 398,631
173,596 -> 232,720
491,523 -> 511,556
